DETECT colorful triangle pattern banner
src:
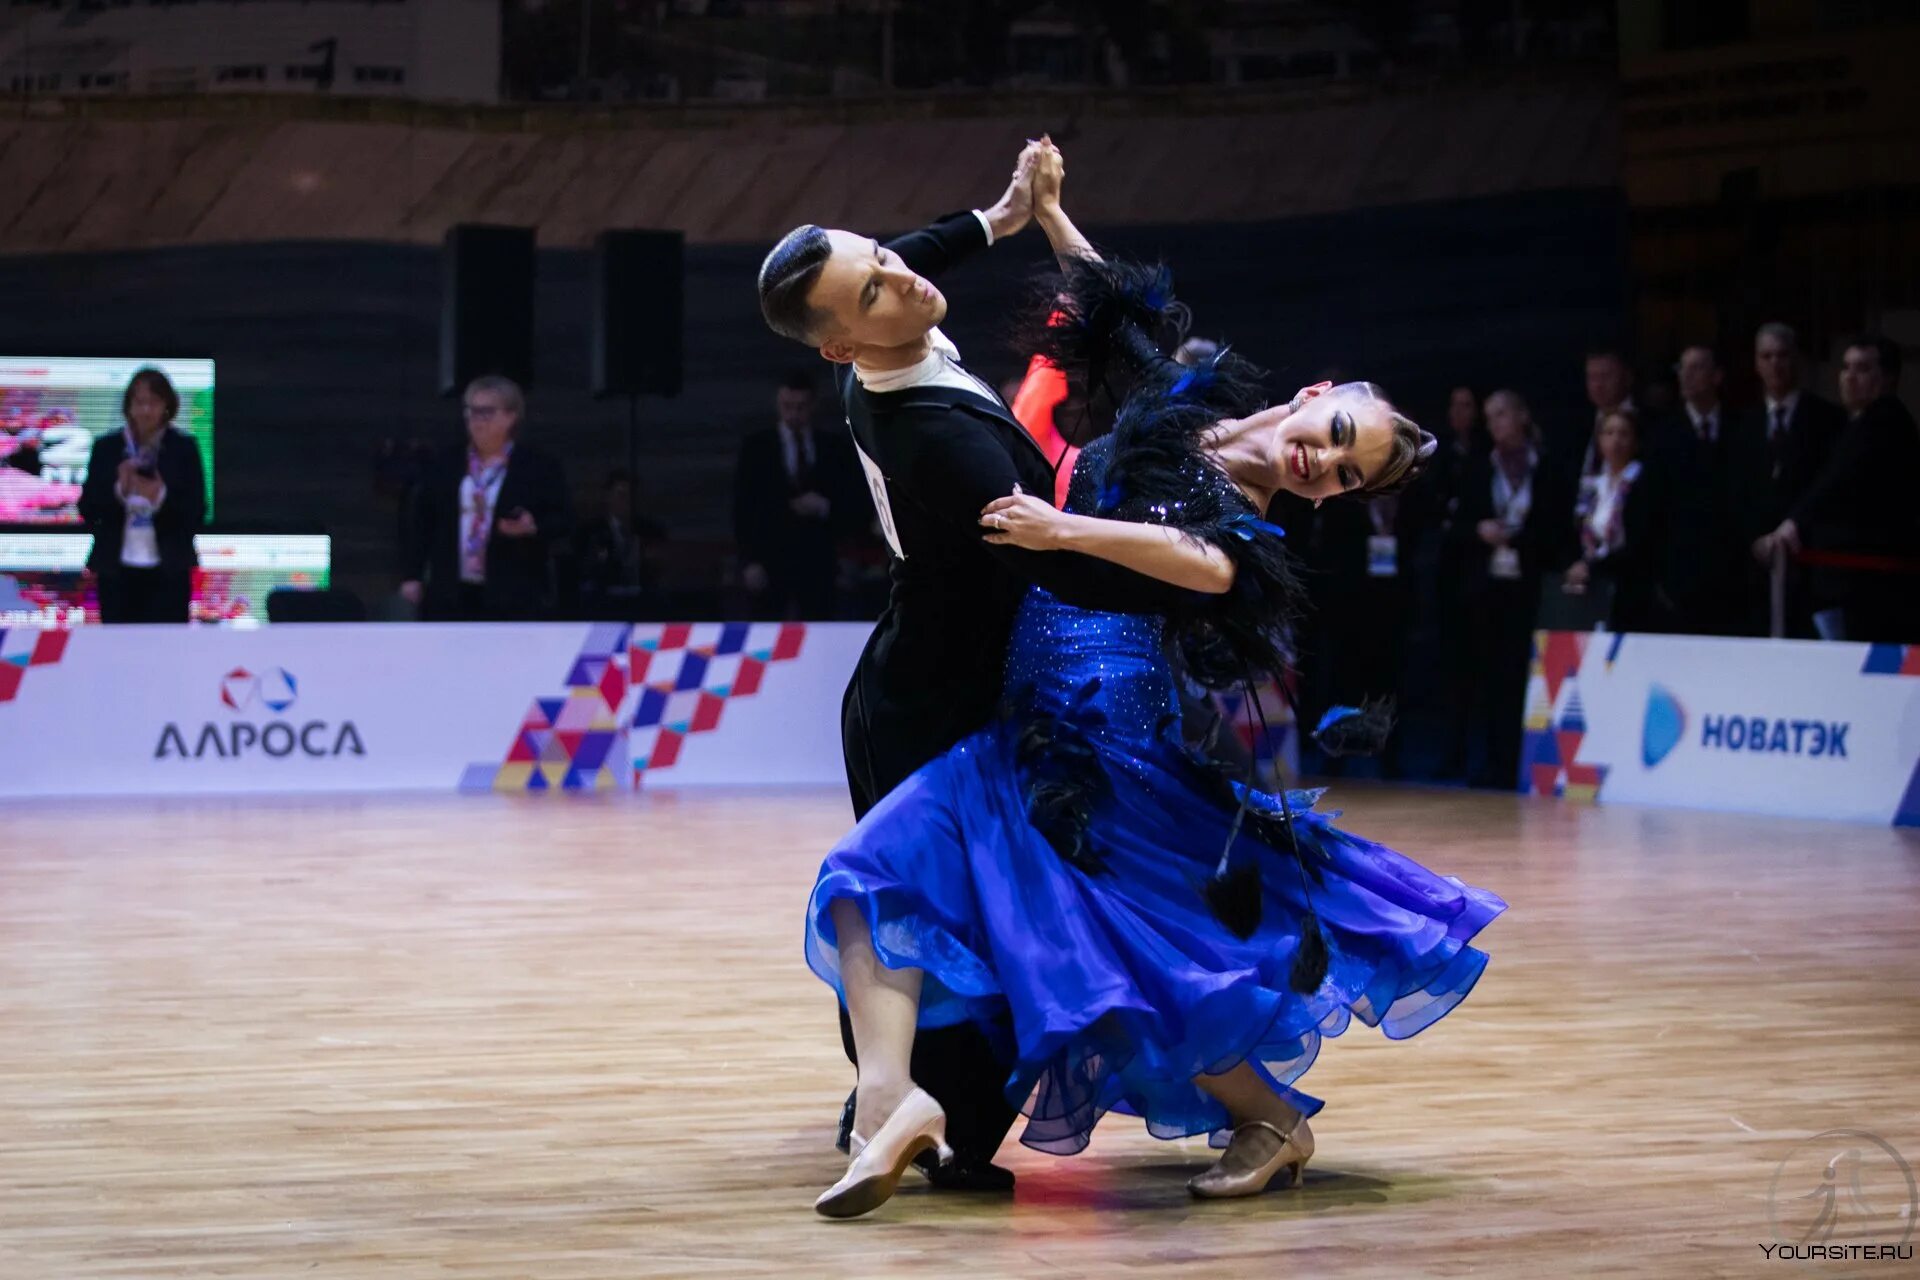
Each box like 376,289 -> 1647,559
1519,629 -> 1608,802
464,622 -> 807,793
0,627 -> 70,704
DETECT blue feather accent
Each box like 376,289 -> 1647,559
1141,267 -> 1173,311
1311,699 -> 1397,757
1315,705 -> 1365,735
1224,513 -> 1287,542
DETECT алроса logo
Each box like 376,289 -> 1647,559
156,666 -> 361,761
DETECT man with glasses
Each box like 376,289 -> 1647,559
400,375 -> 573,621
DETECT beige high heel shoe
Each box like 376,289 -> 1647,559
815,1087 -> 952,1219
1187,1117 -> 1314,1199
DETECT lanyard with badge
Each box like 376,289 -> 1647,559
1489,452 -> 1533,580
1366,497 -> 1398,578
122,426 -> 160,532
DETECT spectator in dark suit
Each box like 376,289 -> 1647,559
733,370 -> 870,620
1731,322 -> 1846,635
77,368 -> 207,624
1571,348 -> 1637,475
1676,346 -> 1730,476
1760,336 -> 1920,641
572,468 -> 667,621
1670,344 -> 1745,634
1426,384 -> 1487,780
399,375 -> 573,621
1448,389 -> 1572,789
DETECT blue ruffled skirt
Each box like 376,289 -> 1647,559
806,728 -> 1506,1155
807,588 -> 1507,1155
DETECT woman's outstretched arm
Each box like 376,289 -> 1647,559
1032,139 -> 1099,267
981,490 -> 1235,594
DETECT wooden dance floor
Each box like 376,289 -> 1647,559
2,786 -> 1915,1278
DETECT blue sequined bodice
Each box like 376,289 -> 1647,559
1002,435 -> 1244,739
1003,584 -> 1174,739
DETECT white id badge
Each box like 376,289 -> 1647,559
1366,534 -> 1398,578
853,438 -> 904,560
1490,546 -> 1521,580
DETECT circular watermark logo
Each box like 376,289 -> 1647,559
1764,1129 -> 1916,1263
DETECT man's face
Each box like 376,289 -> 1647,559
1839,345 -> 1886,415
1678,347 -> 1721,405
777,387 -> 814,431
809,229 -> 947,361
1585,355 -> 1630,412
1755,332 -> 1798,398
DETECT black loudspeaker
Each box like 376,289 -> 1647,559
440,224 -> 535,394
592,229 -> 683,397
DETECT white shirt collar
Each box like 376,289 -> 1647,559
853,327 -> 963,393
1765,389 -> 1801,417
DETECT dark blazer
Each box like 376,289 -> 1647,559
1788,395 -> 1916,554
1447,447 -> 1574,597
732,424 -> 870,574
1571,461 -> 1685,633
78,426 -> 206,574
1729,391 -> 1846,543
836,211 -> 1186,814
402,441 -> 573,620
1786,395 -> 1920,637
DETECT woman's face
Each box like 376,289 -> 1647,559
127,383 -> 168,435
1485,396 -> 1528,449
1261,385 -> 1396,501
1598,413 -> 1638,470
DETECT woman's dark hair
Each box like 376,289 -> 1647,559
122,367 -> 179,425
1334,382 -> 1436,497
758,225 -> 834,344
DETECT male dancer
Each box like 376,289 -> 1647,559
758,140 -> 1184,1190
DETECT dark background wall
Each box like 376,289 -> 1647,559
0,186 -> 1626,604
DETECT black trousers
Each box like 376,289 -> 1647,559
96,566 -> 193,624
834,652 -> 1020,1163
749,553 -> 837,621
1462,580 -> 1537,790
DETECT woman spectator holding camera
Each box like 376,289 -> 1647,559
78,368 -> 207,624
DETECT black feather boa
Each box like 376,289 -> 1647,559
1098,360 -> 1305,695
1017,256 -> 1306,691
1012,256 -> 1193,402
1004,677 -> 1113,878
1006,254 -> 1327,989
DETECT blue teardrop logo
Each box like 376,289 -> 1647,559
1643,684 -> 1685,768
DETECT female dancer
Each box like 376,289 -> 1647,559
806,162 -> 1507,1219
